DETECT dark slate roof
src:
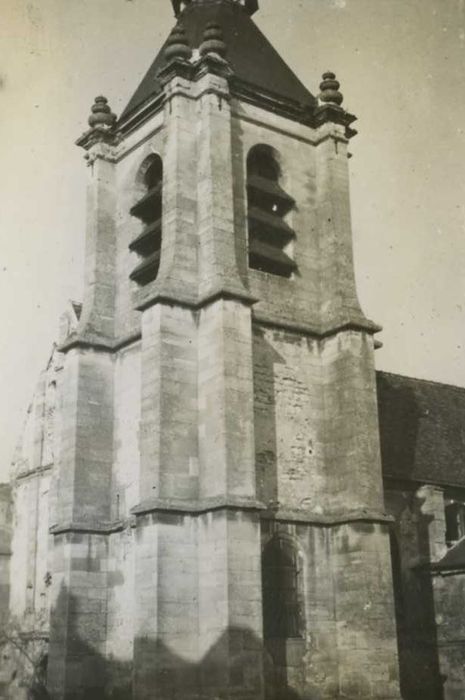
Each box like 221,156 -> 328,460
377,371 -> 465,488
431,538 -> 465,572
120,0 -> 315,122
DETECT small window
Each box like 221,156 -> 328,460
247,145 -> 296,278
129,155 -> 163,286
445,500 -> 465,546
262,536 -> 304,640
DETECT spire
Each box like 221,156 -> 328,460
120,1 -> 314,125
171,0 -> 259,17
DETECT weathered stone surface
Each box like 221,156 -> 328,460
0,484 -> 11,624
4,3 -> 464,700
385,484 -> 465,700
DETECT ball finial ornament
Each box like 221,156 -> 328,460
88,96 -> 117,129
164,24 -> 192,62
318,72 -> 343,106
200,22 -> 227,58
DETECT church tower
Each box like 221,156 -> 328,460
46,1 -> 403,698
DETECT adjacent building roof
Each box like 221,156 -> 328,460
431,538 -> 465,573
120,0 -> 316,122
377,371 -> 465,489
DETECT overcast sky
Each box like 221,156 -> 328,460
1,0 -> 464,481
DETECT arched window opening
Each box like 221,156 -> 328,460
144,158 -> 163,191
247,145 -> 296,278
262,536 -> 304,640
129,155 -> 163,286
248,147 -> 280,182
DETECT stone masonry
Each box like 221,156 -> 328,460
2,2 -> 464,699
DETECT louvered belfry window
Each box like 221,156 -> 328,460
247,145 -> 296,277
129,155 -> 163,286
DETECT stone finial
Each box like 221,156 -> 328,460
199,22 -> 227,58
88,96 -> 117,129
164,24 -> 192,62
318,72 -> 343,107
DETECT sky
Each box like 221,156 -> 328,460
0,0 -> 464,481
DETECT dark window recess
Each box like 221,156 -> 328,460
247,146 -> 296,277
129,157 -> 163,286
445,501 -> 465,546
262,537 -> 304,640
389,530 -> 405,626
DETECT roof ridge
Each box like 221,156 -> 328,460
377,370 -> 465,393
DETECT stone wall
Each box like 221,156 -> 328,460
433,571 -> 465,700
7,346 -> 61,634
385,482 -> 465,700
231,102 -> 365,332
0,346 -> 60,699
112,342 -> 141,516
253,326 -> 383,514
8,472 -> 53,631
260,517 -> 401,700
3,41 -> 408,700
0,484 -> 11,624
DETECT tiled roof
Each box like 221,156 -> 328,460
377,371 -> 465,488
120,0 -> 315,122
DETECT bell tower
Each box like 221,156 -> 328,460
47,1 -> 403,698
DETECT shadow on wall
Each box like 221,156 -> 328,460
378,375 -> 445,698
47,583 -> 316,700
388,497 -> 444,699
0,626 -> 49,700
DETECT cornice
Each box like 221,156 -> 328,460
135,283 -> 258,313
49,505 -> 393,533
132,495 -> 265,517
261,507 -> 394,527
58,330 -> 141,355
252,311 -> 382,340
50,520 -> 129,536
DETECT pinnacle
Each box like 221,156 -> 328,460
199,21 -> 227,58
318,71 -> 344,107
87,96 -> 117,129
164,23 -> 193,62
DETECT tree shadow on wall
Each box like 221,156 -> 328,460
46,583 -> 315,700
